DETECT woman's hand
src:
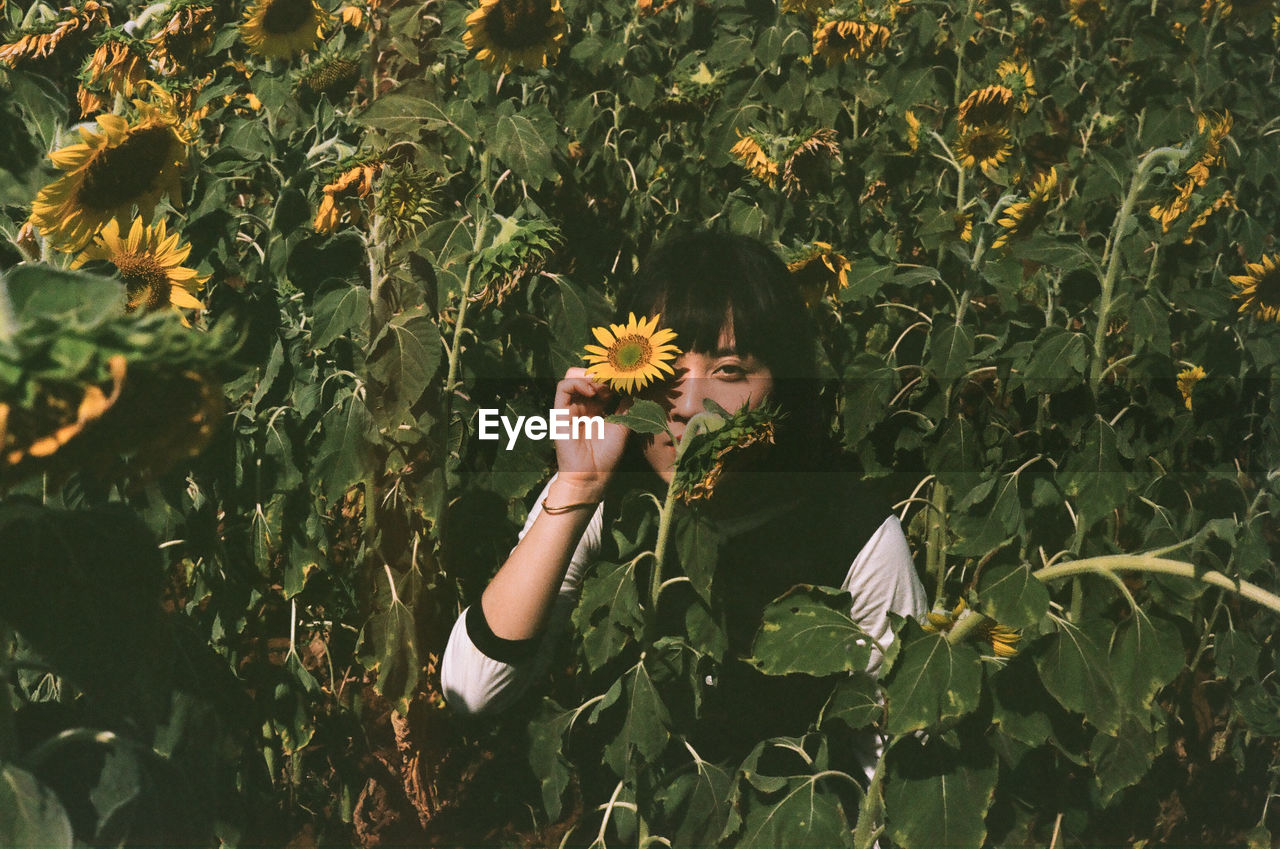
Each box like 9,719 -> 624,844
549,367 -> 629,504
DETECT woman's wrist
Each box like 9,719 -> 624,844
547,474 -> 608,507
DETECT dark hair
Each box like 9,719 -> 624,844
615,231 -> 828,470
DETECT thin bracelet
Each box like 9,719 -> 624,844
541,497 -> 599,515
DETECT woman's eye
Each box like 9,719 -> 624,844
716,364 -> 747,379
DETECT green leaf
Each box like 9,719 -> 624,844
820,673 -> 882,731
1109,614 -> 1184,711
311,280 -> 371,349
675,511 -> 721,605
1019,327 -> 1088,393
602,660 -> 672,773
367,306 -> 443,418
528,699 -> 575,820
492,108 -> 558,185
976,563 -> 1050,630
747,585 -> 873,677
655,758 -> 733,849
0,764 -> 73,849
884,734 -> 997,849
313,391 -> 377,504
883,630 -> 983,735
1091,715 -> 1163,804
1060,417 -> 1132,519
573,560 -> 643,671
2,264 -> 124,330
361,572 -> 421,713
1035,618 -> 1120,733
607,398 -> 671,436
926,324 -> 974,382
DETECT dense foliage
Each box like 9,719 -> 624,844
1,0 -> 1279,845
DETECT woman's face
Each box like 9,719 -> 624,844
639,325 -> 774,483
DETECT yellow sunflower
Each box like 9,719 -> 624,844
1067,0 -> 1105,28
1182,190 -> 1235,244
1176,365 -> 1206,410
1186,111 -> 1231,187
955,125 -> 1011,174
780,0 -> 834,16
314,160 -> 382,233
905,109 -> 921,151
31,106 -> 188,250
958,84 -> 1015,127
0,0 -> 109,67
1230,254 -> 1280,322
812,18 -> 891,64
77,34 -> 148,117
788,241 -> 850,303
241,0 -> 328,59
72,216 -> 207,316
463,0 -> 567,73
730,131 -> 780,187
583,313 -> 681,394
995,58 -> 1036,106
922,599 -> 1021,657
781,128 -> 839,195
150,4 -> 216,74
994,167 -> 1058,248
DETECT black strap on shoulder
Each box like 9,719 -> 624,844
465,603 -> 541,664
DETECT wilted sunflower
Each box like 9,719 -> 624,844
150,4 -> 216,74
31,105 -> 189,250
1186,111 -> 1232,186
955,125 -> 1011,174
1182,190 -> 1235,244
1176,365 -> 1206,410
470,214 -> 559,308
0,0 -> 109,67
73,216 -> 207,316
241,0 -> 328,59
995,58 -> 1036,106
994,167 -> 1058,248
781,128 -> 839,195
1230,254 -> 1280,322
813,17 -> 891,64
314,159 -> 381,233
583,313 -> 681,394
958,85 -> 1015,128
1067,0 -> 1105,27
77,33 -> 148,117
787,241 -> 850,303
781,0 -> 834,16
463,0 -> 567,73
296,49 -> 363,96
904,109 -> 921,151
1148,178 -> 1194,233
730,130 -> 781,187
672,404 -> 780,506
922,599 -> 1020,657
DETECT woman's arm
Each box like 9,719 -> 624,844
842,514 -> 928,675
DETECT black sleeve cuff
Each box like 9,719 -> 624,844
466,603 -> 541,664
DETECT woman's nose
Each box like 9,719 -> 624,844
668,377 -> 705,422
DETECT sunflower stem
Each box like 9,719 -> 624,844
1090,146 -> 1184,387
650,478 -> 679,609
1034,555 -> 1280,617
0,275 -> 16,345
944,609 -> 990,645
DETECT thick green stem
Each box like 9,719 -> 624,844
944,609 -> 990,645
927,481 -> 947,601
1034,555 -> 1280,617
0,276 -> 16,344
650,480 -> 679,608
1090,147 -> 1184,387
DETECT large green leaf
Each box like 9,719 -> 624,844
367,306 -> 442,418
674,511 -> 720,605
1059,417 -> 1133,520
926,323 -> 974,382
977,563 -> 1051,631
1108,613 -> 1185,712
607,398 -> 671,436
360,570 -> 421,713
528,699 -> 575,820
884,735 -> 997,849
573,559 -> 643,671
820,673 -> 882,731
600,660 -> 672,773
654,758 -> 733,849
310,280 -> 371,349
733,773 -> 856,849
491,106 -> 558,186
1034,618 -> 1120,733
1091,716 -> 1163,804
0,764 -> 73,849
747,586 -> 873,677
1017,327 -> 1088,393
883,631 -> 983,735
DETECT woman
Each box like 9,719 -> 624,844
440,231 -> 926,768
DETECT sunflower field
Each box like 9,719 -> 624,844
2,0 -> 1280,844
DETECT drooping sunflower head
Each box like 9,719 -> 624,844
463,0 -> 567,73
672,402 -> 781,506
72,216 -> 207,316
0,0 -> 109,68
955,125 -> 1012,174
730,130 -> 781,187
470,214 -> 560,308
1182,190 -> 1236,244
77,31 -> 148,117
1067,0 -> 1106,27
1230,254 -> 1280,322
958,84 -> 1015,127
295,48 -> 364,97
150,3 -> 217,74
781,128 -> 840,196
812,17 -> 891,64
313,158 -> 382,233
904,108 -> 921,151
32,107 -> 189,250
1176,365 -> 1206,410
995,58 -> 1036,106
786,241 -> 850,304
241,0 -> 329,59
994,168 -> 1058,249
1186,110 -> 1232,186
1148,178 -> 1195,233
583,313 -> 681,394
781,0 -> 835,16
922,599 -> 1020,657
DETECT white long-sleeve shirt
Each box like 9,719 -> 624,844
441,477 -> 928,719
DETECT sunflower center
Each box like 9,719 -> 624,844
968,132 -> 1003,160
262,0 -> 315,35
1258,267 -> 1280,307
75,126 -> 175,211
486,0 -> 554,48
608,335 -> 653,372
114,252 -> 171,312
